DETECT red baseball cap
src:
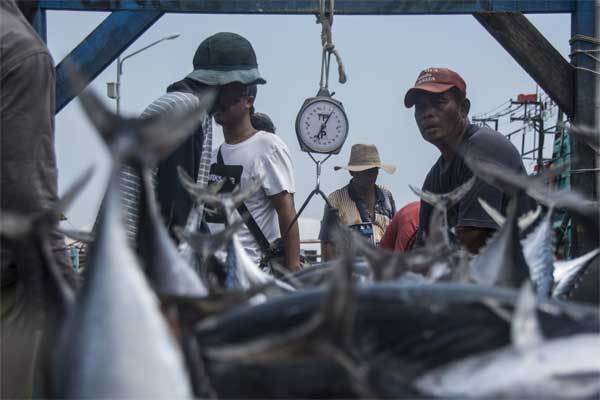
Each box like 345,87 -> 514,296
404,67 -> 467,108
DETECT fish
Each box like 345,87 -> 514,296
353,234 -> 454,282
415,284 -> 600,399
177,167 -> 295,293
568,123 -> 600,154
464,154 -> 599,224
198,226 -> 376,398
52,172 -> 193,398
479,198 -> 554,298
193,281 -> 598,398
78,87 -> 210,297
409,176 -> 476,246
470,197 -> 531,290
137,167 -> 209,297
553,248 -> 600,299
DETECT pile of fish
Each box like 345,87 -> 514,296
1,86 -> 599,399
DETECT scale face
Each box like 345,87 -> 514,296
295,96 -> 349,154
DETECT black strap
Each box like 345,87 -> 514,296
217,147 -> 271,252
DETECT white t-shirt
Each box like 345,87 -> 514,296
209,131 -> 295,262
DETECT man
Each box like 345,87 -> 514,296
1,0 -> 75,396
319,144 -> 396,261
208,81 -> 301,272
404,67 -> 535,253
380,201 -> 420,252
124,32 -> 267,247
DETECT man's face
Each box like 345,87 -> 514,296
212,83 -> 253,127
351,168 -> 379,188
413,90 -> 467,145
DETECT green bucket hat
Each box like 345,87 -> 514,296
186,32 -> 266,86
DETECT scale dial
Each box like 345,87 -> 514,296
295,97 -> 349,154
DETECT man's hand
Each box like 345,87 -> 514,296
271,191 -> 301,272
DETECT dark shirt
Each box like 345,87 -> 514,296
419,124 -> 535,237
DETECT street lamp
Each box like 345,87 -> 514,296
107,33 -> 180,115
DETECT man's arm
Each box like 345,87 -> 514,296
271,191 -> 301,272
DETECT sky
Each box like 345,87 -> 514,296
47,10 -> 571,238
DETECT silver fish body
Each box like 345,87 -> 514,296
138,168 -> 208,297
553,248 -> 600,299
470,199 -> 530,289
53,177 -> 193,398
415,333 -> 600,399
521,210 -> 555,297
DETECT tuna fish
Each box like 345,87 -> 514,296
470,197 -> 531,290
479,198 -> 554,298
51,89 -> 195,397
178,167 -> 295,293
409,176 -> 476,246
465,154 -> 599,224
52,173 -> 193,398
553,248 -> 600,299
415,284 -> 600,399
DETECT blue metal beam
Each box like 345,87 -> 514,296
40,0 -> 576,14
32,7 -> 47,43
55,10 -> 163,113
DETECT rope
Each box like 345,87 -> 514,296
573,66 -> 600,76
317,0 -> 346,88
569,49 -> 600,63
569,34 -> 600,46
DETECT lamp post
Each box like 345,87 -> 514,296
107,33 -> 180,115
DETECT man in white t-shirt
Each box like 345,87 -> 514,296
209,82 -> 301,272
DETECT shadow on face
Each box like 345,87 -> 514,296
350,168 -> 379,189
212,83 -> 255,126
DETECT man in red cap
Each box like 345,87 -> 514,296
405,67 -> 534,253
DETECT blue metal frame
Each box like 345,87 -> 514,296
40,0 -> 576,14
54,10 -> 163,113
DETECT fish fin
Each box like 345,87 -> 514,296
59,228 -> 95,243
79,81 -> 213,166
0,168 -> 94,239
352,232 -> 387,280
74,76 -> 119,144
409,184 -> 441,208
478,197 -> 505,227
137,106 -> 204,163
463,154 -> 529,195
528,188 -> 599,222
174,221 -> 242,261
517,206 -> 542,232
568,124 -> 600,154
446,176 -> 476,208
511,283 -> 544,350
177,166 -> 222,207
322,226 -> 357,349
